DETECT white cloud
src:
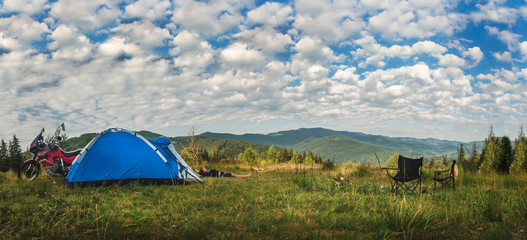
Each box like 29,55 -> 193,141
124,0 -> 172,20
2,0 -> 48,14
48,25 -> 93,61
521,41 -> 527,59
219,42 -> 265,68
360,0 -> 391,10
477,68 -> 517,96
98,36 -> 142,57
463,47 -> 484,66
354,35 -> 448,67
485,26 -> 521,50
235,27 -> 293,55
0,32 -> 21,50
332,67 -> 360,84
48,25 -> 80,48
171,31 -> 215,73
0,14 -> 50,49
522,6 -> 527,18
247,2 -> 293,26
437,54 -> 466,68
50,0 -> 121,32
471,1 -> 520,24
520,68 -> 527,80
114,21 -> 171,49
171,30 -> 203,53
293,36 -> 336,61
171,0 -> 246,37
367,1 -> 466,39
493,51 -> 512,62
293,0 -> 364,42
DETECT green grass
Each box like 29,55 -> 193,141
1,164 -> 527,239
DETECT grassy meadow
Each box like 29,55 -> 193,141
1,163 -> 526,239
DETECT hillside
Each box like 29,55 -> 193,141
202,127 -> 483,157
171,136 -> 270,159
291,135 -> 395,164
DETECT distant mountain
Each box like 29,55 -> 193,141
291,135 -> 395,164
201,127 -> 483,159
201,127 -> 347,146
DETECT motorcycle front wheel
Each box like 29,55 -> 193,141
18,161 -> 41,181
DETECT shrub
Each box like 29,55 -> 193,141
322,159 -> 335,171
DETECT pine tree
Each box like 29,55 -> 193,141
467,142 -> 479,172
8,135 -> 23,172
511,126 -> 527,174
499,136 -> 513,173
479,125 -> 503,173
0,139 -> 8,172
458,143 -> 466,168
290,151 -> 302,164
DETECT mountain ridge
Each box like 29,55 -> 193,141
201,127 -> 483,158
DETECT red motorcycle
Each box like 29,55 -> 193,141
18,128 -> 81,181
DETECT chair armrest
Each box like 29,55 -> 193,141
434,169 -> 450,176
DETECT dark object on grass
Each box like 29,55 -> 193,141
334,176 -> 350,185
433,160 -> 457,190
381,155 -> 423,195
198,168 -> 252,178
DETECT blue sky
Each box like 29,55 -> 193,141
1,0 -> 526,145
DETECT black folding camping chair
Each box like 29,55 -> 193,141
382,156 -> 423,195
433,160 -> 457,190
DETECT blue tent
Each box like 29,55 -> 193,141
65,128 -> 202,185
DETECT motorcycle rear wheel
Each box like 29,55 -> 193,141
18,162 -> 41,181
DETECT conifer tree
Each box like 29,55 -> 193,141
499,136 -> 513,173
458,143 -> 466,167
480,125 -> 502,173
511,126 -> 527,174
290,151 -> 302,164
466,142 -> 479,172
0,139 -> 8,172
8,135 -> 23,172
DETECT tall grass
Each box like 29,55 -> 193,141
1,163 -> 526,239
374,197 -> 436,238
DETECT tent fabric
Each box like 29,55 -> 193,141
65,128 -> 202,185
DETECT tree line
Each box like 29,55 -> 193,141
181,145 -> 328,165
458,125 -> 527,174
0,135 -> 24,173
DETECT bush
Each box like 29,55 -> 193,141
322,159 -> 335,171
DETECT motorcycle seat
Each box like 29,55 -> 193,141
62,149 -> 82,157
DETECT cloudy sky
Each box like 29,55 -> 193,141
1,0 -> 527,145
